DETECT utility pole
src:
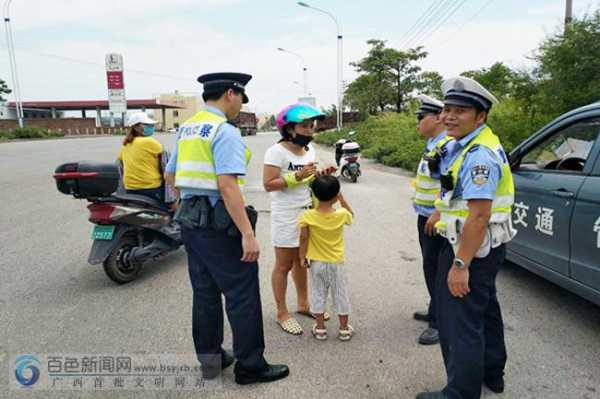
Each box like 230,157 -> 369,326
565,0 -> 573,31
397,60 -> 402,113
3,0 -> 24,128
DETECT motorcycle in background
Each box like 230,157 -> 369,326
334,131 -> 362,183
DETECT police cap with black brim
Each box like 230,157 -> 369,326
442,76 -> 499,112
197,72 -> 252,104
416,94 -> 444,116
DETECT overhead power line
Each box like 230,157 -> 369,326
402,0 -> 459,48
411,0 -> 470,46
406,0 -> 464,48
432,0 -> 496,47
398,0 -> 446,46
0,43 -> 193,82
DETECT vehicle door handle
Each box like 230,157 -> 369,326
551,189 -> 574,198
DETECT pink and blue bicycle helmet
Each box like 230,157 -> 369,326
276,103 -> 325,136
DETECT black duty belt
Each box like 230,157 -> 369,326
174,196 -> 257,236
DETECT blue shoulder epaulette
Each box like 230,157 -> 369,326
466,144 -> 481,154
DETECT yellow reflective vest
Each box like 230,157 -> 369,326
413,135 -> 452,208
174,110 -> 251,190
434,126 -> 517,253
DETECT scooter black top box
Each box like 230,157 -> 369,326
54,161 -> 119,198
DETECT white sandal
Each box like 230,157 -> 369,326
338,325 -> 354,341
311,324 -> 328,341
277,318 -> 303,335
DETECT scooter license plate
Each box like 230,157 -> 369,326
92,225 -> 115,240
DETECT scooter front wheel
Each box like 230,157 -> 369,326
102,235 -> 142,284
341,167 -> 350,180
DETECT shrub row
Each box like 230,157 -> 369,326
0,127 -> 65,140
314,105 -> 552,173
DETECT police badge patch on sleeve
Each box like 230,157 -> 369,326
471,165 -> 490,185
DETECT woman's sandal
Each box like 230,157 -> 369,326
277,318 -> 303,335
311,324 -> 328,341
297,310 -> 331,321
338,325 -> 354,342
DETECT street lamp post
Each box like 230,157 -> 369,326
277,47 -> 308,97
297,1 -> 342,131
3,0 -> 24,128
292,80 -> 303,97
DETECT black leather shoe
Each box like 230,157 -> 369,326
235,364 -> 290,385
201,350 -> 235,380
416,391 -> 447,399
413,310 -> 431,322
418,327 -> 439,345
484,376 -> 505,393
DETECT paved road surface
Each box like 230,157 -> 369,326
1,133 -> 599,398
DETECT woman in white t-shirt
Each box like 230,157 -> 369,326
263,103 -> 330,335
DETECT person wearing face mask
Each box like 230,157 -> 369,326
263,103 -> 330,336
118,112 -> 165,202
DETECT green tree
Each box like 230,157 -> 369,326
388,46 -> 428,112
344,74 -> 381,116
0,79 -> 11,102
346,39 -> 428,113
349,39 -> 395,112
417,71 -> 444,99
511,68 -> 541,121
534,10 -> 600,115
462,62 -> 517,99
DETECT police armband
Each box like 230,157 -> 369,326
283,172 -> 302,188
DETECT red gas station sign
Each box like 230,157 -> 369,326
106,71 -> 124,90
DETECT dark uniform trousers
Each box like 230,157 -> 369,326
417,214 -> 445,330
436,240 -> 508,399
182,225 -> 268,373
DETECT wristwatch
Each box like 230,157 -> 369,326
453,257 -> 467,270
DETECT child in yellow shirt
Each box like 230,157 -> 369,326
299,175 -> 354,341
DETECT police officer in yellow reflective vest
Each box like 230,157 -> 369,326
412,94 -> 452,346
164,73 -> 289,385
417,77 -> 516,399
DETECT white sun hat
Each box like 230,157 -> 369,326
126,112 -> 157,127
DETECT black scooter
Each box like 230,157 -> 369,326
53,161 -> 181,284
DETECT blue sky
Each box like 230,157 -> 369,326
2,0 -> 599,114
